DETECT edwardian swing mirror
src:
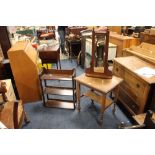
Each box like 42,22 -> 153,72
85,27 -> 112,79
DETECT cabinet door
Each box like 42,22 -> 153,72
0,26 -> 11,59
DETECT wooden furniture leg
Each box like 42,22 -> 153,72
24,111 -> 30,124
58,52 -> 61,69
76,81 -> 81,112
90,89 -> 95,106
113,86 -> 120,114
13,101 -> 30,129
99,94 -> 106,126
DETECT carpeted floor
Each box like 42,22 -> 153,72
23,59 -> 131,129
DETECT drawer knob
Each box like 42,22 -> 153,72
136,83 -> 140,88
132,104 -> 136,108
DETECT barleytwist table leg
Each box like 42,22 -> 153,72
76,81 -> 81,112
99,95 -> 106,127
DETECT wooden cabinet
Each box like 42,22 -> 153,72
113,56 -> 155,115
0,100 -> 25,128
8,41 -> 41,103
109,32 -> 140,57
123,42 -> 155,65
108,26 -> 122,34
140,32 -> 155,44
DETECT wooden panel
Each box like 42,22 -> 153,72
123,42 -> 155,65
45,99 -> 74,109
0,100 -> 23,129
0,26 -> 11,59
113,56 -> 155,114
83,91 -> 112,108
118,87 -> 139,114
75,74 -> 123,94
109,32 -> 140,57
44,87 -> 75,96
8,41 -> 41,103
140,32 -> 155,44
112,62 -> 125,78
124,71 -> 146,97
108,26 -> 122,34
114,56 -> 155,84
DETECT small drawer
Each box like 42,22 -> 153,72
118,87 -> 139,114
124,71 -> 146,97
121,82 -> 139,106
113,63 -> 124,78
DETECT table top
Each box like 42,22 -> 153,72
114,56 -> 155,84
75,73 -> 123,94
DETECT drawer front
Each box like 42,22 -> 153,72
113,63 -> 124,78
121,82 -> 138,103
118,87 -> 139,114
124,71 -> 146,97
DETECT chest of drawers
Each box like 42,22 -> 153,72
109,32 -> 140,57
113,56 -> 155,115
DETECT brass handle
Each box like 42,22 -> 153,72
136,83 -> 140,88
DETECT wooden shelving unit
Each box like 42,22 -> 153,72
39,68 -> 76,110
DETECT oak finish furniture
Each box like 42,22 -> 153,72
108,26 -> 122,34
38,45 -> 61,69
0,100 -> 29,129
140,32 -> 155,44
75,73 -> 123,126
0,79 -> 29,129
113,56 -> 155,115
109,32 -> 140,57
8,41 -> 41,103
39,68 -> 76,109
123,42 -> 155,65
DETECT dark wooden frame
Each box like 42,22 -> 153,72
85,28 -> 112,79
39,68 -> 76,110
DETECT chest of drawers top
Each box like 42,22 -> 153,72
113,56 -> 155,84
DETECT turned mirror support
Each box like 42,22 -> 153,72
85,27 -> 112,79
